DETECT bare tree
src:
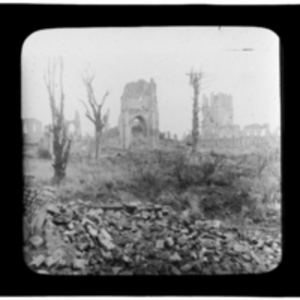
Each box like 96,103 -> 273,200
187,69 -> 203,164
44,57 -> 72,184
79,72 -> 110,159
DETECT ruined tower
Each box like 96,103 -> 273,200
118,78 -> 159,149
201,92 -> 234,137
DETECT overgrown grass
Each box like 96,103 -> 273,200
24,146 -> 281,226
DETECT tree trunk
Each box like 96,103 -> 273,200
95,128 -> 100,160
189,72 -> 201,165
51,126 -> 72,185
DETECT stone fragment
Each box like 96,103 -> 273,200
169,252 -> 182,262
171,266 -> 182,275
242,253 -> 251,261
263,246 -> 273,254
123,255 -> 131,263
29,254 -> 46,267
257,239 -> 264,249
224,232 -> 235,241
207,220 -> 221,228
190,251 -> 198,259
81,218 -> 96,227
119,270 -> 134,275
73,259 -> 86,269
250,251 -> 261,264
233,243 -> 245,252
199,248 -> 208,262
37,270 -> 49,275
187,231 -> 198,240
46,252 -> 63,267
29,235 -> 44,248
46,204 -> 60,214
166,237 -> 174,247
142,211 -> 149,219
134,230 -> 143,241
100,228 -> 112,241
177,235 -> 188,245
180,263 -> 193,273
98,236 -> 115,250
87,225 -> 98,237
200,238 -> 215,248
112,267 -> 123,274
156,220 -> 168,227
101,249 -> 113,260
156,240 -> 164,249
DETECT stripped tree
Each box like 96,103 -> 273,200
79,71 -> 110,159
187,69 -> 203,164
44,57 -> 72,184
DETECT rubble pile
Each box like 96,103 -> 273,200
24,200 -> 281,275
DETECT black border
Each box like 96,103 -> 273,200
0,3 -> 297,296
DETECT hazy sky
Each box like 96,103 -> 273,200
22,27 -> 280,139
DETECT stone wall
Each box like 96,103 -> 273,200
197,124 -> 280,152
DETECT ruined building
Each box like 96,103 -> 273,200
23,118 -> 43,145
201,92 -> 234,138
65,110 -> 81,140
197,92 -> 278,151
119,78 -> 159,149
23,111 -> 81,157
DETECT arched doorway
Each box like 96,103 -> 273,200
131,116 -> 147,139
129,116 -> 148,149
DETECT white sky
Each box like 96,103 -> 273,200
21,27 -> 280,139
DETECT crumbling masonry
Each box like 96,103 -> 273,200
118,79 -> 159,149
197,92 -> 279,150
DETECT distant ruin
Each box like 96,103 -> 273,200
118,78 -> 159,149
23,110 -> 81,156
65,110 -> 81,141
195,92 -> 280,151
202,92 -> 234,137
23,118 -> 43,145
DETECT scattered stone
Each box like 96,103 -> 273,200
24,185 -> 281,275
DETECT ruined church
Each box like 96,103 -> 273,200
118,78 -> 159,149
